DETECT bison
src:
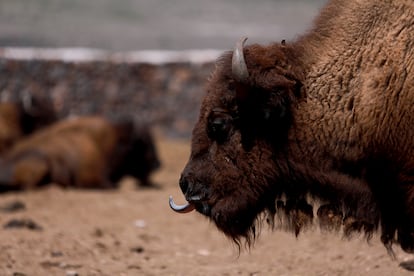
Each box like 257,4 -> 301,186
0,91 -> 57,154
0,115 -> 160,191
170,0 -> 414,255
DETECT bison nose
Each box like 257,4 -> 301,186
179,170 -> 209,203
179,174 -> 190,195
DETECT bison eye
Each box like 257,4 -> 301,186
207,111 -> 233,143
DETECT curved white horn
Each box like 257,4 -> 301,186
169,196 -> 195,213
232,37 -> 249,82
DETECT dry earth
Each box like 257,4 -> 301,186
0,134 -> 414,276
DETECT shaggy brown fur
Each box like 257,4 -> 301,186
176,0 -> 414,254
0,116 -> 160,191
0,92 -> 57,154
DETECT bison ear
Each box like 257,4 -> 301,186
231,38 -> 301,121
230,38 -> 299,147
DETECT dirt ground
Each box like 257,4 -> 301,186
0,134 -> 414,276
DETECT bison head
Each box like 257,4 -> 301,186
109,119 -> 161,188
170,38 -> 304,244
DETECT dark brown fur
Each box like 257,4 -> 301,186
178,0 -> 414,254
0,116 -> 160,191
0,91 -> 57,154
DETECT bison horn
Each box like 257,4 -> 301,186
22,91 -> 42,116
22,91 -> 34,114
169,196 -> 195,213
232,37 -> 249,83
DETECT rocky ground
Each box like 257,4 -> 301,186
0,134 -> 414,276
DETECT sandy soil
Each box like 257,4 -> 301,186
0,135 -> 414,276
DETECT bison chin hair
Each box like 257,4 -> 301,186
211,203 -> 261,250
208,189 -> 278,249
209,192 -> 381,252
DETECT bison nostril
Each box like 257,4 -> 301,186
179,175 -> 190,194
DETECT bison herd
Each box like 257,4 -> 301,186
0,92 -> 160,192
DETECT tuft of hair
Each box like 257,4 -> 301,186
264,197 -> 379,244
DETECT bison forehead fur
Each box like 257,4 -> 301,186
177,0 -> 414,254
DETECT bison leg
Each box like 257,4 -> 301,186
317,203 -> 343,232
11,157 -> 49,190
283,198 -> 314,236
396,174 -> 414,254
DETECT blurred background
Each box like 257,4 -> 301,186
0,0 -> 327,51
0,0 -> 328,139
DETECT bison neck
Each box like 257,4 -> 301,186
276,0 -> 414,250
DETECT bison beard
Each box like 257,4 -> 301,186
172,149 -> 380,246
171,0 -> 414,255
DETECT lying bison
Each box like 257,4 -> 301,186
170,0 -> 414,255
0,115 -> 160,191
0,91 -> 57,154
